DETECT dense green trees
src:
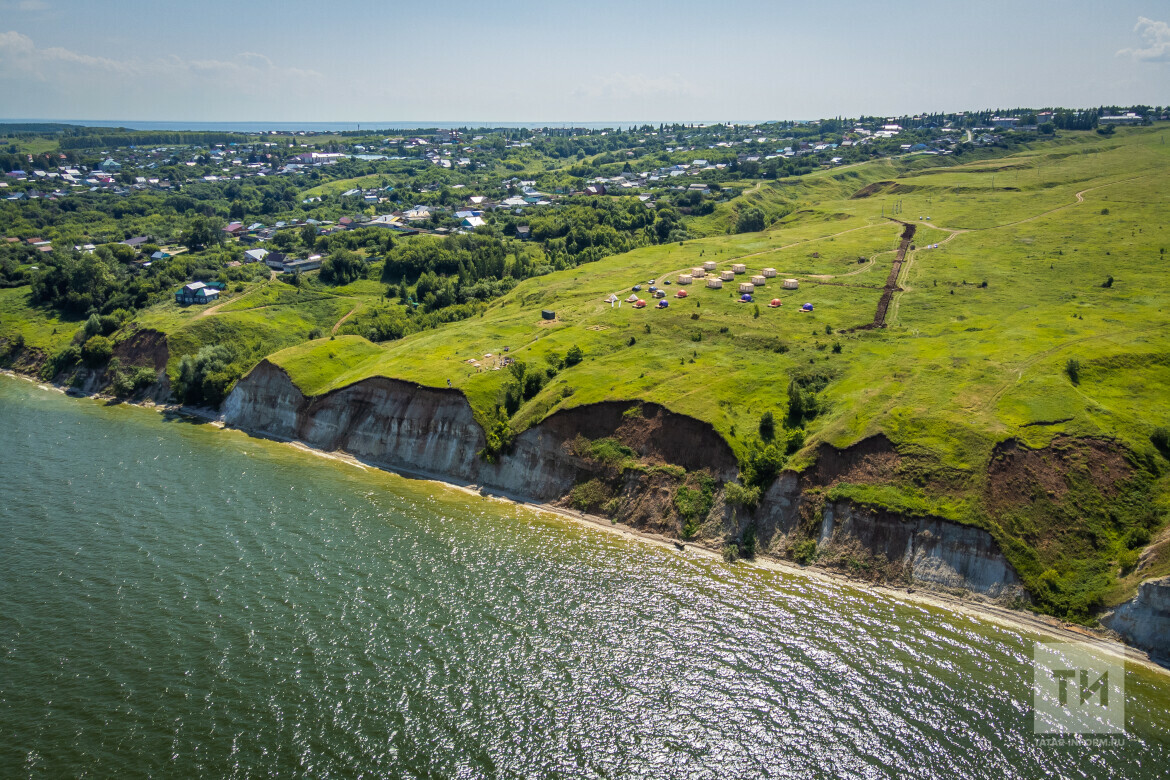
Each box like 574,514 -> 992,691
175,344 -> 238,407
735,206 -> 766,234
319,249 -> 365,285
180,216 -> 225,250
758,411 -> 775,441
80,335 -> 113,367
29,248 -> 195,315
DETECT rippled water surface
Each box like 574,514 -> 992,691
1,375 -> 1168,778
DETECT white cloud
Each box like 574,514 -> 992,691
1117,17 -> 1170,63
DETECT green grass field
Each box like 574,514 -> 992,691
271,129 -> 1170,459
0,286 -> 82,354
133,280 -> 358,376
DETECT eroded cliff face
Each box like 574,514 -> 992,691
480,424 -> 581,501
483,401 -> 740,501
221,360 -> 302,438
223,360 -> 485,483
718,474 -> 1025,601
1102,578 -> 1170,661
735,437 -> 1025,601
816,500 -> 1026,600
223,364 -> 1026,607
225,367 -> 741,504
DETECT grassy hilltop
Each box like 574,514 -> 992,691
259,127 -> 1170,617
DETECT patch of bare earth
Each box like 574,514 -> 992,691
984,436 -> 1133,515
805,434 -> 903,488
113,328 -> 169,372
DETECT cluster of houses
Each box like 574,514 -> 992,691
2,158 -> 182,201
4,235 -> 54,253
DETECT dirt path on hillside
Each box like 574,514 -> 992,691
986,176 -> 1148,230
197,297 -> 232,317
887,251 -> 915,325
332,302 -> 362,335
877,174 -> 1143,329
856,222 -> 915,329
197,284 -> 358,321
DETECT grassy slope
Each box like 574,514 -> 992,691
134,280 -> 357,377
265,127 -> 1170,615
0,286 -> 82,354
275,129 -> 1170,454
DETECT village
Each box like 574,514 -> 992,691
1,107 -> 1158,313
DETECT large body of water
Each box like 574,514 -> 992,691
1,375 -> 1167,778
1,120 -> 734,133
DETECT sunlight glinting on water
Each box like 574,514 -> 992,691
1,376 -> 1167,778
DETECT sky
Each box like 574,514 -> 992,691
0,0 -> 1167,124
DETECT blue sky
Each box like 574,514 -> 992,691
0,0 -> 1167,122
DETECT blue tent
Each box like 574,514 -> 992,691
801,302 -> 814,311
657,300 -> 669,308
740,293 -> 753,303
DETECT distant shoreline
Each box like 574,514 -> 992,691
0,119 -> 777,133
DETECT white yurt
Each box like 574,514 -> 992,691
691,267 -> 706,278
702,261 -> 717,271
732,264 -> 747,274
706,278 -> 723,289
762,267 -> 777,278
720,270 -> 735,281
678,273 -> 693,285
782,278 -> 799,290
738,282 -> 755,294
751,275 -> 766,286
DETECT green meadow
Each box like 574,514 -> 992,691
274,129 -> 1170,459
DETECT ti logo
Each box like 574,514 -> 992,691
1033,643 -> 1125,735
